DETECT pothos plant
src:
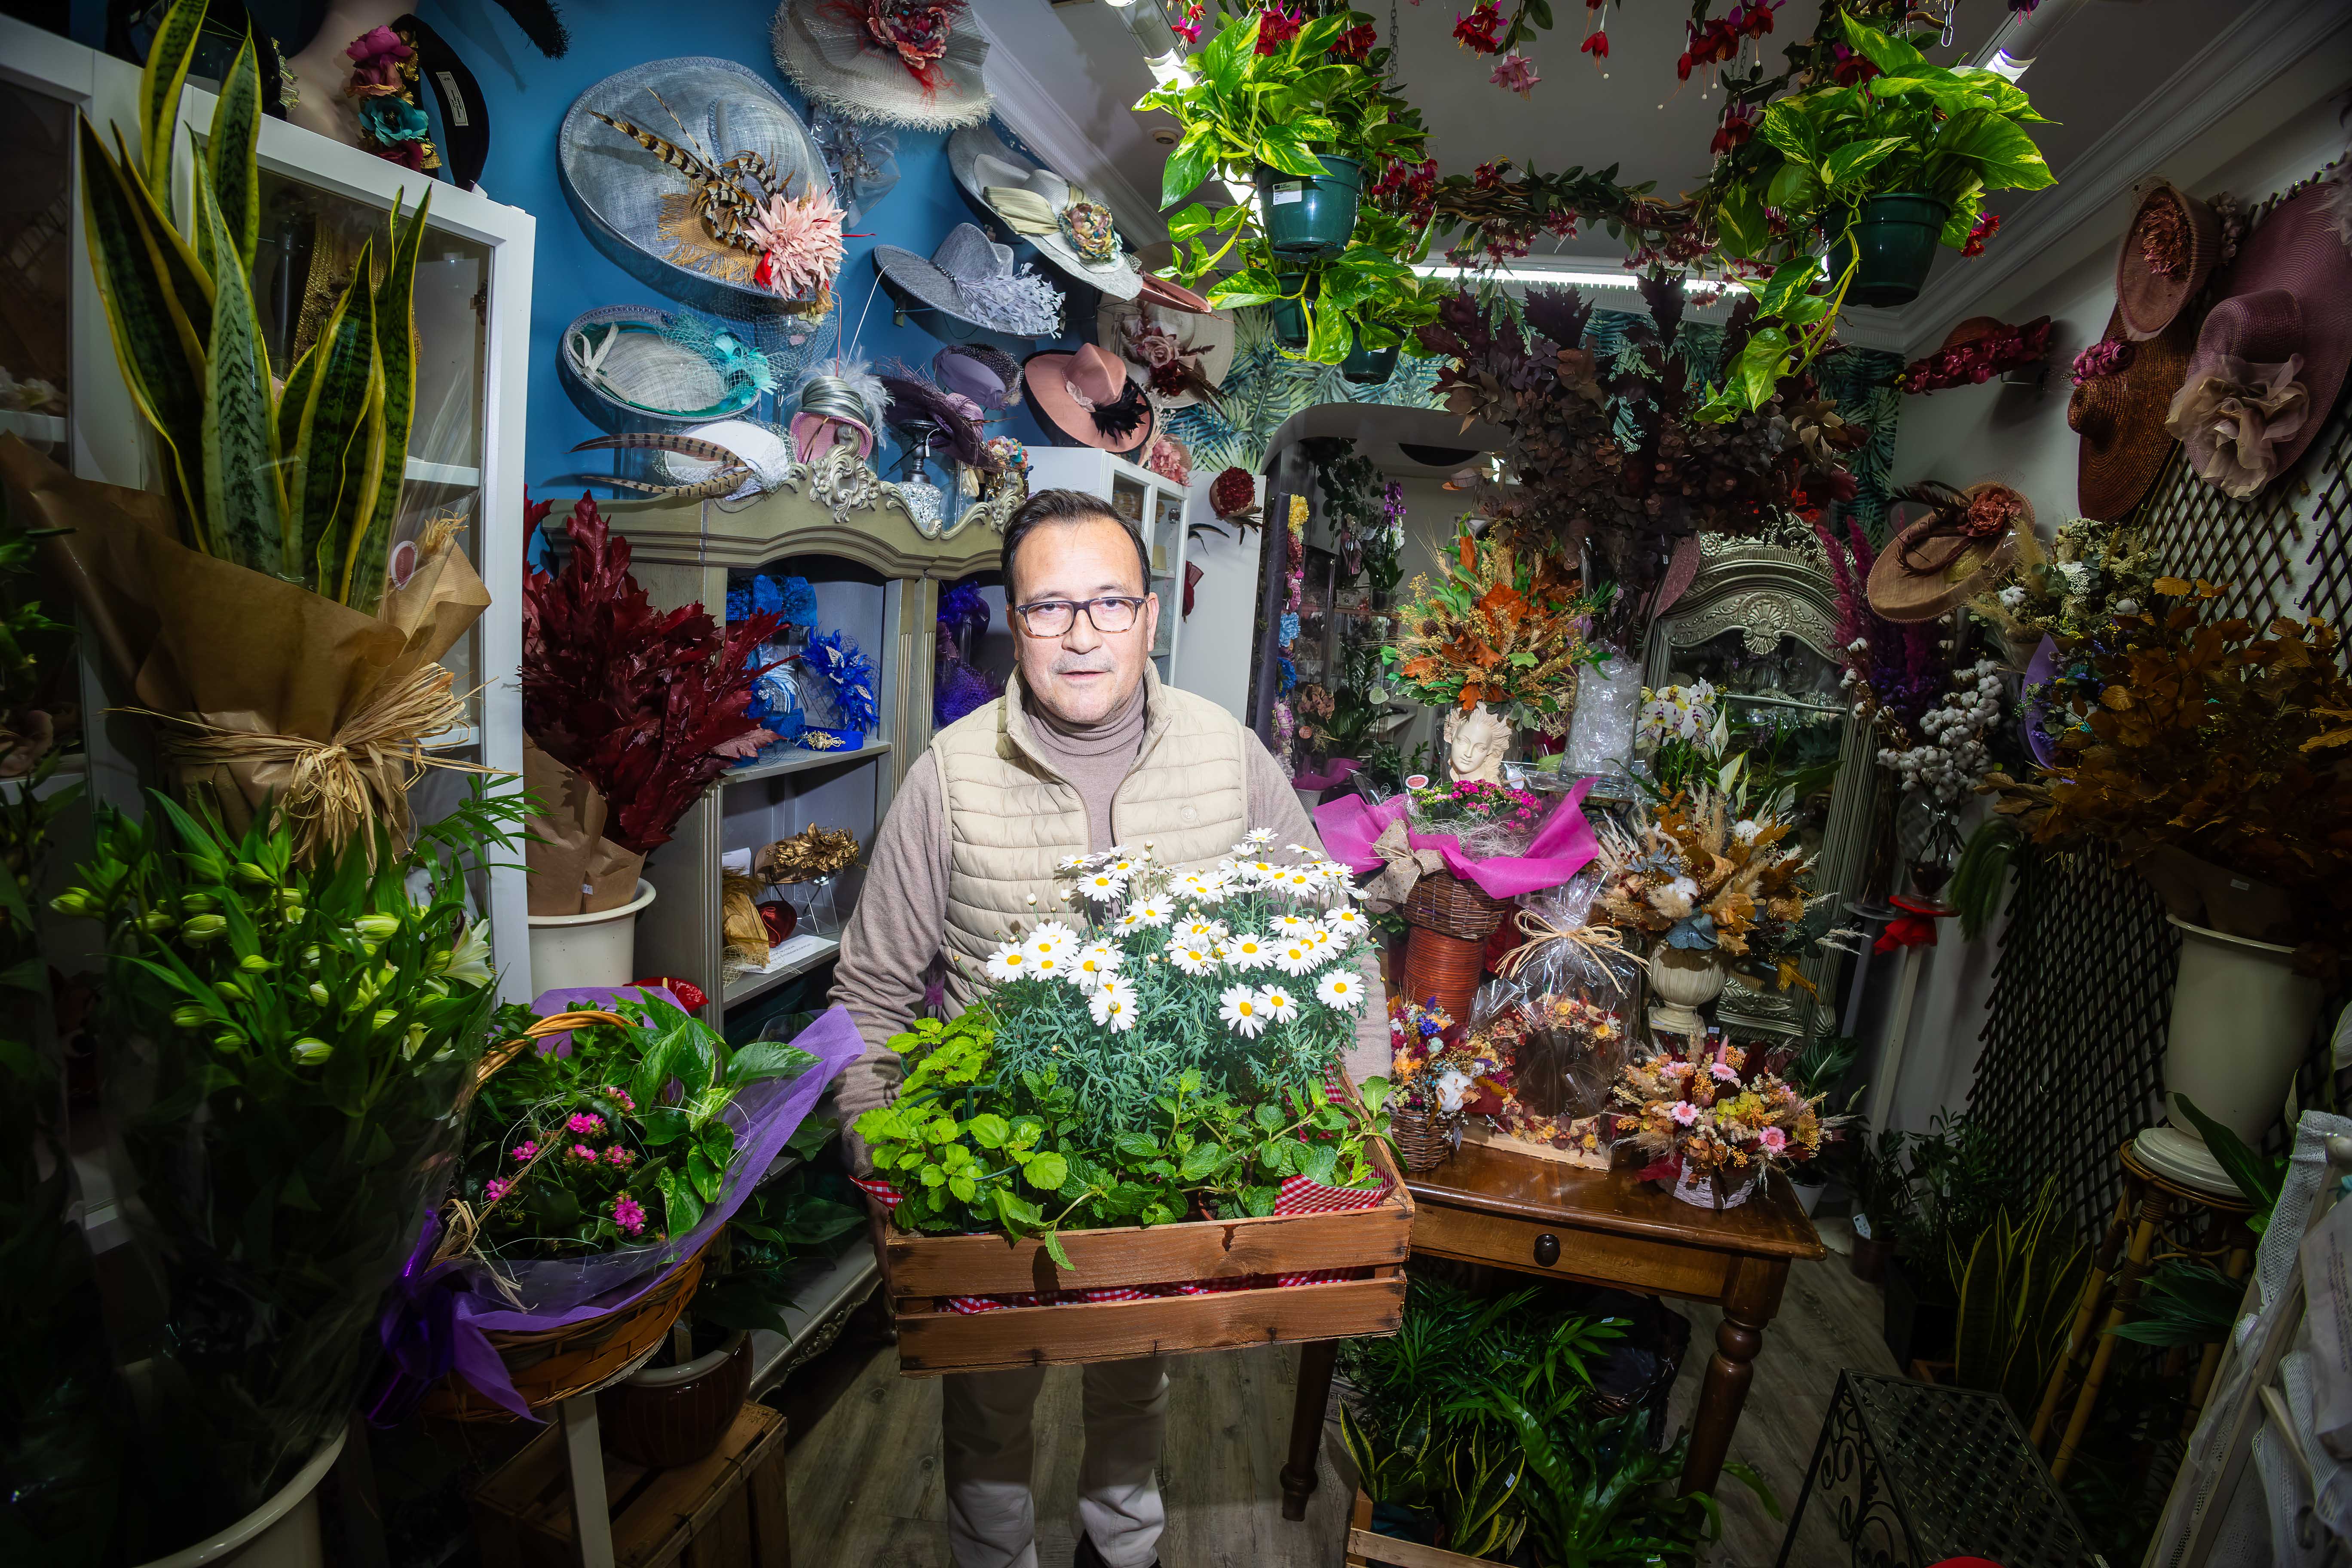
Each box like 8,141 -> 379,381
1139,6 -> 1439,365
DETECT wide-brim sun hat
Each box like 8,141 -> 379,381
559,305 -> 771,430
947,124 -> 1143,301
873,223 -> 1065,341
2071,304 -> 2194,521
560,58 -> 832,316
2162,179 -> 2352,501
771,0 -> 993,132
1095,298 -> 1234,410
1023,342 -> 1155,455
2116,178 -> 2223,342
1868,480 -> 2029,623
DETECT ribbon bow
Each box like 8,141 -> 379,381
1492,906 -> 1628,980
1363,816 -> 1449,911
1874,894 -> 1954,953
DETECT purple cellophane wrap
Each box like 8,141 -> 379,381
375,989 -> 864,1420
1314,777 -> 1602,899
2024,634 -> 2061,769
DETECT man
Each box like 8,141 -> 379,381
832,488 -> 1389,1568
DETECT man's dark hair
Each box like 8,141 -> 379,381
1001,487 -> 1151,602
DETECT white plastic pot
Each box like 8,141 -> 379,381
527,879 -> 657,995
2135,916 -> 2324,1196
137,1428 -> 346,1568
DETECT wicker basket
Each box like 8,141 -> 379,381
1389,1102 -> 1458,1174
421,1009 -> 718,1423
1402,870 -> 1510,941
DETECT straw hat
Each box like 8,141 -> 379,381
2070,306 -> 2194,521
872,224 -> 1066,340
558,58 -> 832,316
559,305 -> 774,430
2163,180 -> 2352,500
2116,178 -> 2223,342
1023,343 -> 1155,455
1867,481 -> 2028,623
1095,299 -> 1234,410
770,0 -> 993,132
947,124 -> 1143,301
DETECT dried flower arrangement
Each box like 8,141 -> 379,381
1595,789 -> 1814,957
1388,997 -> 1494,1120
1969,516 -> 2159,660
523,494 -> 783,854
1880,660 -> 2003,805
1816,518 -> 1950,752
1615,1032 -> 1838,1207
1383,524 -> 1600,729
1902,318 -> 2053,395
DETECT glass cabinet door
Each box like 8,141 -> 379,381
0,75 -> 74,461
1656,628 -> 1849,861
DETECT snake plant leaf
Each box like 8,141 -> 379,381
78,118 -> 208,548
205,34 -> 265,276
111,126 -> 214,353
288,254 -> 383,593
196,162 -> 282,578
276,337 -> 317,465
138,0 -> 205,220
345,191 -> 429,613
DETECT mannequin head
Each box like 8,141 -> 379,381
1443,703 -> 1511,785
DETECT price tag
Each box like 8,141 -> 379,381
1269,183 -> 1305,206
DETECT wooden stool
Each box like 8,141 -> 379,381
2029,1140 -> 2254,1483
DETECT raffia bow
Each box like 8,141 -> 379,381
1491,906 -> 1629,980
1362,817 -> 1449,911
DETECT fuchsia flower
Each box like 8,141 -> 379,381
613,1195 -> 648,1235
509,1140 -> 539,1164
1256,3 -> 1304,53
604,1146 -> 638,1169
1962,211 -> 2003,259
1578,29 -> 1608,61
345,26 -> 413,89
566,1112 -> 606,1136
1331,21 -> 1378,60
483,1177 -> 511,1204
1453,3 -> 1503,53
1490,50 -> 1540,95
1170,2 -> 1206,46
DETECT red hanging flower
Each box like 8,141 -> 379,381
1331,21 -> 1378,60
1961,211 -> 2002,259
1710,101 -> 1759,157
1256,3 -> 1304,52
1453,3 -> 1504,53
1580,29 -> 1608,59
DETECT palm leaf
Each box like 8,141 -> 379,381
345,192 -> 429,612
196,163 -> 282,576
287,253 -> 381,591
204,34 -> 265,275
138,0 -> 205,216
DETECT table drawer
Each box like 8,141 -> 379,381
1410,1202 -> 1735,1303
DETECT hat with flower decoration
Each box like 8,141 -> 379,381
771,0 -> 994,132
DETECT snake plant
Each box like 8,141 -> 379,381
80,0 -> 426,612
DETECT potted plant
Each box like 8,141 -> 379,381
1880,1112 -> 2020,1369
1985,582 -> 2352,1192
1841,1125 -> 1911,1284
1948,1176 -> 2088,1414
1782,1033 -> 1861,1217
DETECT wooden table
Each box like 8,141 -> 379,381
1280,1140 -> 1827,1518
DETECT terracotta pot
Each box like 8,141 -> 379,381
597,1329 -> 751,1468
1646,946 -> 1727,1039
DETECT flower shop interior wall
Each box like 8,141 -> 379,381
1861,65 -> 2352,1158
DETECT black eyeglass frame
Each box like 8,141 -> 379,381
1009,594 -> 1151,637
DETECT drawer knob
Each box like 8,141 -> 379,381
1532,1232 -> 1560,1268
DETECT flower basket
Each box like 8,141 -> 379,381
869,1125 -> 1413,1377
1388,1101 -> 1459,1174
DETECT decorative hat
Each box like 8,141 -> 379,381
932,343 -> 1020,411
2162,181 -> 2352,501
559,305 -> 776,430
2070,305 -> 2194,521
1023,343 -> 1155,455
559,59 -> 837,317
1867,480 -> 2028,623
2116,179 -> 2223,342
1902,315 -> 2052,395
879,365 -> 995,470
1137,272 -> 1216,315
947,124 -> 1143,300
1095,299 -> 1234,410
790,358 -> 886,464
771,0 -> 992,132
565,424 -> 794,502
872,224 -> 1065,340
809,107 -> 900,227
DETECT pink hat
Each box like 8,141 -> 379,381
1022,342 -> 1155,454
2115,179 -> 2222,342
2163,181 -> 2352,499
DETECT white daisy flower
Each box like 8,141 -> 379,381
1272,941 -> 1318,976
983,943 -> 1034,983
1256,984 -> 1300,1023
1071,944 -> 1124,989
1276,869 -> 1319,895
1314,970 -> 1367,1010
1115,909 -> 1149,932
1168,943 -> 1220,976
1056,854 -> 1092,873
1090,975 -> 1141,1032
1234,859 -> 1280,885
1325,908 -> 1369,940
1127,900 -> 1173,928
1245,827 -> 1275,847
1175,871 -> 1229,905
1108,858 -> 1141,879
1271,914 -> 1315,938
1219,984 -> 1270,1038
1223,933 -> 1272,970
1174,916 -> 1226,944
1305,929 -> 1335,956
1075,869 -> 1127,903
1029,919 -> 1079,947
1029,945 -> 1072,981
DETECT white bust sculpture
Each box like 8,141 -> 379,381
1443,703 -> 1511,786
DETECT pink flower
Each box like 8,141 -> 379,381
1710,1061 -> 1741,1083
345,26 -> 413,89
566,1112 -> 606,1136
1670,1102 -> 1702,1126
613,1195 -> 647,1235
566,1142 -> 598,1163
1758,1126 -> 1788,1153
1489,51 -> 1540,96
604,1146 -> 638,1169
602,1086 -> 637,1112
509,1141 -> 539,1164
483,1177 -> 511,1204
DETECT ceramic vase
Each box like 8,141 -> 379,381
135,1430 -> 346,1568
1647,946 -> 1727,1039
1673,1162 -> 1759,1211
2135,916 -> 2324,1196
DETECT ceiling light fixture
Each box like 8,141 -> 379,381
1963,0 -> 2089,81
1409,262 -> 1736,296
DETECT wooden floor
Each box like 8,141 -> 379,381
784,1221 -> 1899,1568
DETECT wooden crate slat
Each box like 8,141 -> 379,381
892,1270 -> 1406,1376
1348,1528 -> 1496,1568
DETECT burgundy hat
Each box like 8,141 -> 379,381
2072,305 -> 2193,521
1022,342 -> 1155,454
2162,181 -> 2352,500
2116,179 -> 2223,342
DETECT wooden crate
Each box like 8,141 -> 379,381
880,1137 -> 1415,1376
471,1402 -> 790,1568
1345,1491 -> 1500,1568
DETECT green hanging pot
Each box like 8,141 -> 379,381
1269,273 -> 1315,350
1256,155 -> 1363,259
1826,193 -> 1952,309
1340,341 -> 1399,385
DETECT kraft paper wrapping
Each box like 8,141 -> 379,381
0,437 -> 491,851
521,739 -> 644,916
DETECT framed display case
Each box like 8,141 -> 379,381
1642,535 -> 1880,1043
1023,447 -> 1190,686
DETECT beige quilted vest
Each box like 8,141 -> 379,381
930,665 -> 1250,995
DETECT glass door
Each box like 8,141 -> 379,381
0,74 -> 72,464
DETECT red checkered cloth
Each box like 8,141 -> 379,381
855,1172 -> 1390,1313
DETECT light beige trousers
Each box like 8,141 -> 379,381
940,1356 -> 1170,1568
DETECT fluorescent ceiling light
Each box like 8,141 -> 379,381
1983,48 -> 2031,81
1409,262 -> 1733,294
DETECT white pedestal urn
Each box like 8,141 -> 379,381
1647,945 -> 1728,1040
2135,916 -> 2324,1196
137,1429 -> 346,1568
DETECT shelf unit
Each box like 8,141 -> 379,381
1023,448 -> 1192,686
609,481 -> 999,1030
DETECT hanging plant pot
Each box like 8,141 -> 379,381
1826,193 -> 1952,309
1341,340 -> 1400,385
1256,155 -> 1363,257
1269,276 -> 1315,350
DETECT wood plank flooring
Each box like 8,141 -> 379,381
783,1225 -> 1899,1568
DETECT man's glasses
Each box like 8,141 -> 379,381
1011,596 -> 1147,637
